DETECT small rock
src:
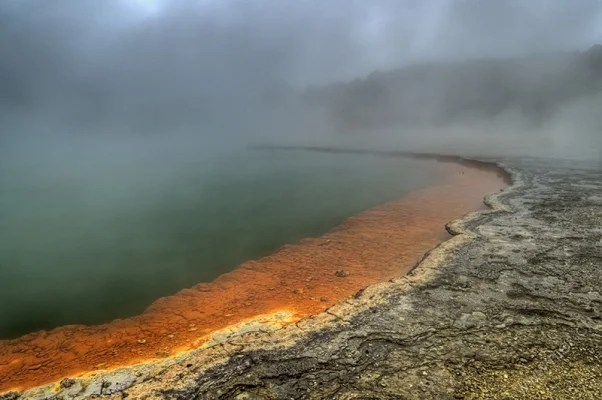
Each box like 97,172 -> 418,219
60,378 -> 76,389
335,270 -> 349,277
137,339 -> 147,344
293,288 -> 305,295
471,311 -> 487,320
320,296 -> 329,302
453,312 -> 487,329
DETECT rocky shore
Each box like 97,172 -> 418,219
5,154 -> 602,399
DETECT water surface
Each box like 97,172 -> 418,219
0,137 -> 435,338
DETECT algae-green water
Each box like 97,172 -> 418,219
0,136 -> 435,339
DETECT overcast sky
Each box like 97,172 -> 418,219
1,0 -> 601,89
0,0 -> 601,141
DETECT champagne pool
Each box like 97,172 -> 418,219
0,136 -> 436,339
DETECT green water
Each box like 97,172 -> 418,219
0,138 -> 435,339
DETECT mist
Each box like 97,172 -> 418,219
1,0 -> 601,156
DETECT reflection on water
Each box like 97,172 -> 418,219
0,138 -> 435,338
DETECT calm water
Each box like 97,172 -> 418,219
0,136 -> 436,338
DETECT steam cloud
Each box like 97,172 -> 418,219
0,0 -> 601,157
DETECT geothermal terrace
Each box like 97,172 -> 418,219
3,151 -> 602,399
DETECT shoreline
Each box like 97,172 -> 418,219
0,151 -> 509,396
99,154 -> 602,399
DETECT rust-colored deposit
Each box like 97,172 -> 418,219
0,159 -> 508,393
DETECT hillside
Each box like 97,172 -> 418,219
303,45 -> 602,132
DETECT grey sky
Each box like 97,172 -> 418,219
1,0 -> 601,89
0,0 -> 601,145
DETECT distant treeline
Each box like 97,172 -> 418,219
303,45 -> 602,131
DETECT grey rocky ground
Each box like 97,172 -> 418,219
7,156 -> 602,400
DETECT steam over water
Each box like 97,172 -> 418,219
0,136 -> 435,339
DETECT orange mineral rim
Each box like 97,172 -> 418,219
0,158 -> 509,393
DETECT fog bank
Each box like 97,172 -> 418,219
1,0 -> 601,159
